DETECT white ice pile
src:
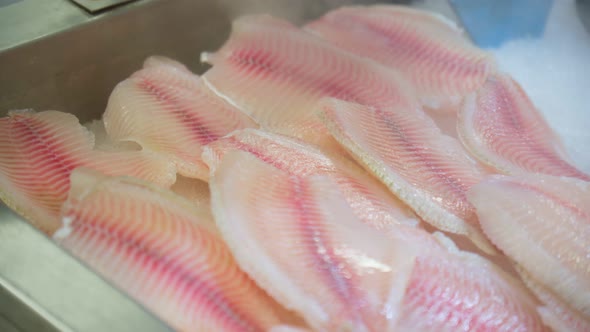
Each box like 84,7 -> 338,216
490,0 -> 590,173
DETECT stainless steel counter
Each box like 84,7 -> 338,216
0,203 -> 174,332
0,1 -> 458,331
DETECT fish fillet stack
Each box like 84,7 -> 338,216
0,5 -> 588,332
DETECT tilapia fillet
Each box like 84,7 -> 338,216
202,129 -> 419,231
0,110 -> 175,234
469,174 -> 590,322
104,57 -> 257,180
200,15 -> 415,150
209,151 -> 546,331
318,98 -> 494,253
83,120 -> 141,152
143,55 -> 193,71
201,15 -> 493,250
305,5 -> 495,110
459,73 -> 590,180
171,176 -> 211,209
54,169 -> 289,332
518,268 -> 590,332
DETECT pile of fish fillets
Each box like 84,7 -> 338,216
0,5 -> 588,332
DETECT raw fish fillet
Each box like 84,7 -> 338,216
104,58 -> 257,180
203,128 -> 419,231
305,5 -> 495,110
318,98 -> 494,253
518,268 -> 590,332
84,120 -> 141,152
0,110 -> 176,235
209,151 -> 547,331
201,16 -> 493,250
270,326 -> 312,332
54,169 -> 289,332
393,248 -> 547,332
171,176 -> 210,206
200,15 -> 414,150
458,73 -> 590,180
143,55 -> 193,72
469,174 -> 590,321
171,176 -> 212,219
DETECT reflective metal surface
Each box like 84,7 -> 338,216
0,202 -> 174,332
0,1 -> 457,331
0,0 -> 92,51
71,0 -> 137,13
579,0 -> 590,32
0,0 -> 230,122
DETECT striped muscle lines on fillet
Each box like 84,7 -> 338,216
209,151 -> 547,331
517,268 -> 590,332
305,5 -> 495,110
104,56 -> 257,180
394,250 -> 548,332
54,169 -> 289,332
318,98 -> 494,253
202,128 -> 419,232
458,73 -> 590,180
469,174 -> 590,324
201,15 -> 494,252
0,110 -> 175,235
209,151 -> 410,331
83,119 -> 141,152
200,14 -> 414,151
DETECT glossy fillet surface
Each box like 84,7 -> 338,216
518,269 -> 590,332
201,15 -> 415,150
171,176 -> 210,207
171,176 -> 213,220
104,57 -> 257,180
209,151 -> 546,331
305,5 -> 495,110
459,73 -> 590,180
54,169 -> 287,332
469,174 -> 590,322
319,98 -> 493,252
83,119 -> 141,152
203,128 -> 419,231
0,110 -> 175,234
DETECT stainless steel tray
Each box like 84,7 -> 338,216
0,1 -> 457,331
